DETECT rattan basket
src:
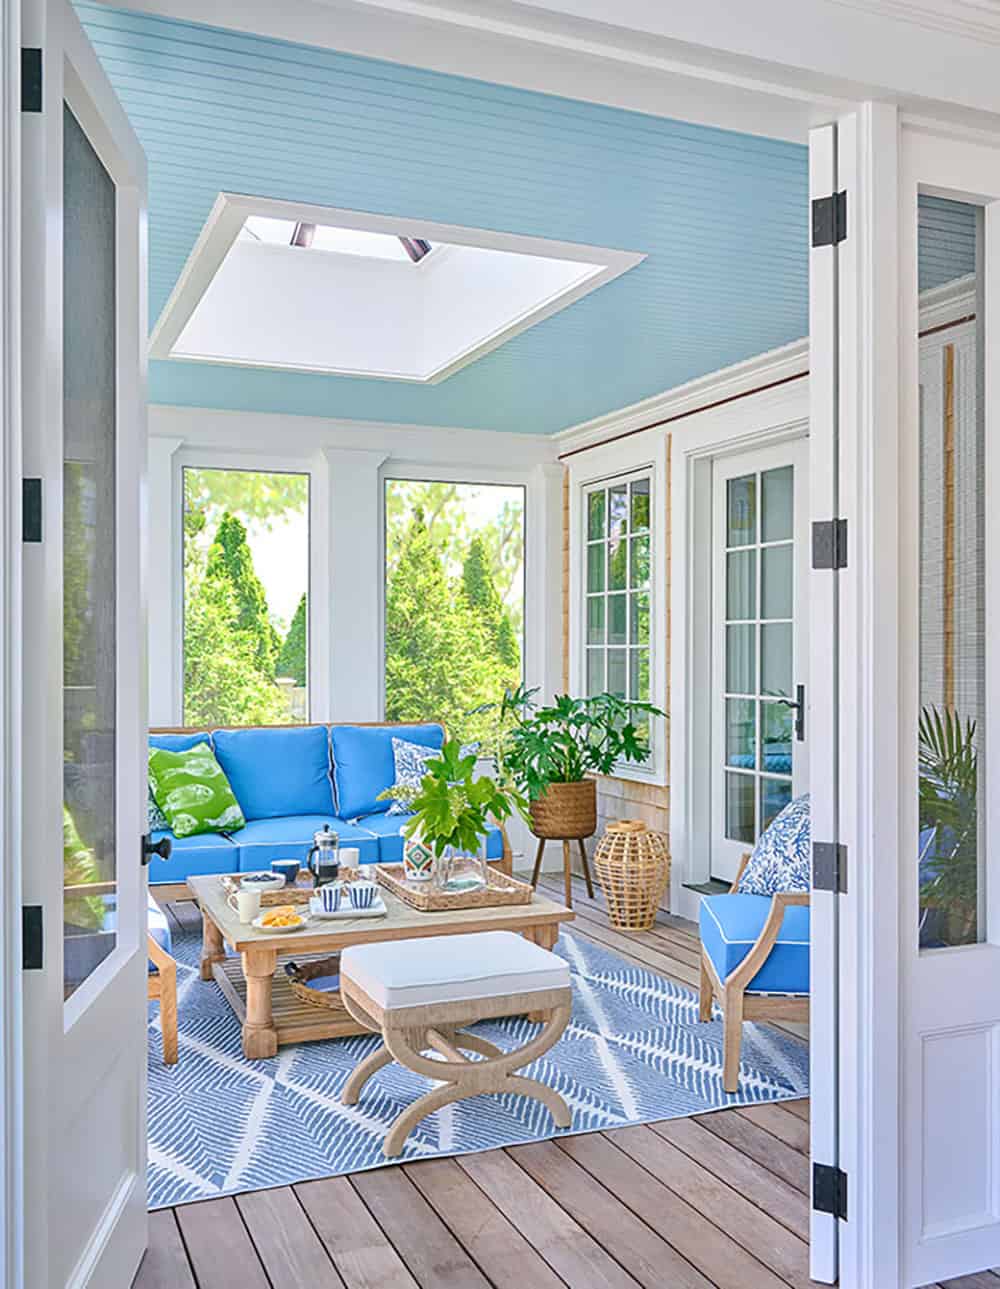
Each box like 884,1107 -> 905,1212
284,956 -> 351,1015
593,820 -> 670,930
529,779 -> 597,841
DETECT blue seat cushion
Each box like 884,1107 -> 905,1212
331,724 -> 443,820
213,726 -> 335,821
358,811 -> 504,863
149,731 -> 210,752
147,829 -> 239,884
700,894 -> 810,995
234,815 -> 380,871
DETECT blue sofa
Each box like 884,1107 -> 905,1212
147,723 -> 505,886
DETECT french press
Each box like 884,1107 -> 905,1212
307,824 -> 340,887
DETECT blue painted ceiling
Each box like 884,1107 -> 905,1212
78,4 -> 810,435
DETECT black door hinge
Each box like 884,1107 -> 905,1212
812,191 -> 847,247
22,906 -> 43,970
813,1162 -> 848,1220
812,518 -> 847,570
813,841 -> 847,894
23,479 -> 42,543
21,49 -> 42,113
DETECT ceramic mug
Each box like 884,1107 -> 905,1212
339,846 -> 360,870
349,879 -> 378,910
271,858 -> 301,886
319,882 -> 344,914
236,888 -> 261,924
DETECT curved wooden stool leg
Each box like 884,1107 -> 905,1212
577,838 -> 595,899
342,1044 -> 393,1105
504,1074 -> 571,1128
452,1032 -> 504,1060
384,1084 -> 469,1158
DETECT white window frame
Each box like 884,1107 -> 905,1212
568,435 -> 668,785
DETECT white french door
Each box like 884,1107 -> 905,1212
710,439 -> 809,884
20,3 -> 149,1286
895,124 -> 1000,1288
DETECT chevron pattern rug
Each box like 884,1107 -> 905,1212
147,922 -> 808,1209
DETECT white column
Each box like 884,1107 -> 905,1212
322,447 -> 388,721
147,435 -> 183,725
526,461 -> 565,704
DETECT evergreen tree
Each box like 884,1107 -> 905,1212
276,593 -> 307,685
462,536 -> 520,670
205,512 -> 281,676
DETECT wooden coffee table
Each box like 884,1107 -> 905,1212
186,873 -> 575,1059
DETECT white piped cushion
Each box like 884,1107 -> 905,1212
340,930 -> 570,1010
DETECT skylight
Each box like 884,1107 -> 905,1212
240,216 -> 432,263
150,195 -> 645,383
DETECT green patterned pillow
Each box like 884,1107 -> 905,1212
148,742 -> 245,839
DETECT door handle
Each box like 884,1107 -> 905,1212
142,834 -> 172,867
774,683 -> 806,742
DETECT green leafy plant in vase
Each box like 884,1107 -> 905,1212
401,740 -> 527,890
503,692 -> 666,841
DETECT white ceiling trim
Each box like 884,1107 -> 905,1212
826,0 -> 1000,44
150,193 -> 644,383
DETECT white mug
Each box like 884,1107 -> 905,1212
339,846 -> 360,868
236,888 -> 261,924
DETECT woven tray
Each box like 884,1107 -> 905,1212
219,869 -> 362,908
374,863 -> 534,911
283,956 -> 350,1016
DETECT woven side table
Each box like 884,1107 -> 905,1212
593,820 -> 670,930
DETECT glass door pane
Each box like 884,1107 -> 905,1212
62,107 -> 117,999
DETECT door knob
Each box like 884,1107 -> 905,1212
774,683 -> 806,742
142,834 -> 172,866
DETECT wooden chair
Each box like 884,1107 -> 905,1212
147,931 -> 178,1065
698,853 -> 810,1093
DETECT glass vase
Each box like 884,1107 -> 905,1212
435,840 -> 488,893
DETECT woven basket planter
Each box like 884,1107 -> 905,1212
529,779 -> 597,841
593,820 -> 670,930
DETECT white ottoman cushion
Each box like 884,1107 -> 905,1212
340,930 -> 570,1010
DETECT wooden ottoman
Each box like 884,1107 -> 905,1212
339,930 -> 573,1158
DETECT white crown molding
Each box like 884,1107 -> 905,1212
554,337 -> 809,455
917,273 -> 977,332
826,0 -> 1000,45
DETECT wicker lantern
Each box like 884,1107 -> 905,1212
593,820 -> 670,931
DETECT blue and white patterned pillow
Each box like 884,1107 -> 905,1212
385,737 -> 480,815
148,785 -> 169,833
737,793 -> 811,895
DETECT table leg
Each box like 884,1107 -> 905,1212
199,910 -> 226,981
242,948 -> 279,1059
524,923 -> 560,1021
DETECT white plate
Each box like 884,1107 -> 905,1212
309,895 -> 388,920
251,912 -> 310,933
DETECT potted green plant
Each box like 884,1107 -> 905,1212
401,740 -> 527,887
504,692 -> 665,841
918,704 -> 979,947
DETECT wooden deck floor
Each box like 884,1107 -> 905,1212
135,873 -> 992,1289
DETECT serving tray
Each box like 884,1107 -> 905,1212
374,863 -> 534,911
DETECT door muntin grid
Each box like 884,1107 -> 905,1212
722,465 -> 795,844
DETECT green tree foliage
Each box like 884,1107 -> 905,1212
185,467 -> 308,531
384,508 -> 522,743
205,512 -> 281,676
276,593 -> 308,685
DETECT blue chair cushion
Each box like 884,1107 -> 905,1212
700,894 -> 810,995
737,792 -> 811,895
234,815 -> 380,871
147,830 -> 239,884
331,724 -> 443,820
149,731 -> 211,752
147,892 -> 173,967
213,726 -> 335,821
358,810 -> 504,863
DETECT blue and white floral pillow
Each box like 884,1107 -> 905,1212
737,793 -> 811,895
385,737 -> 480,815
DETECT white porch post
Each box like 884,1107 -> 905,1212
526,461 -> 565,704
147,435 -> 183,725
321,446 -> 388,722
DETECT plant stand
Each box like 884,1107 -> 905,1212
530,836 -> 594,909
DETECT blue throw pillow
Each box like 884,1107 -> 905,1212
737,793 -> 811,895
385,737 -> 480,814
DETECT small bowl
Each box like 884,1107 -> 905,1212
241,871 -> 285,892
349,879 -> 378,910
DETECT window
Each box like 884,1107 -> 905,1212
384,480 -> 525,743
182,467 -> 309,726
239,216 -> 433,262
584,473 -> 652,747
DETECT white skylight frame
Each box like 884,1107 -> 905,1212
149,193 -> 646,384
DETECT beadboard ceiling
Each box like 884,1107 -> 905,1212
78,3 -> 811,435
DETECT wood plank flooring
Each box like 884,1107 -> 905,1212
137,874 -> 993,1289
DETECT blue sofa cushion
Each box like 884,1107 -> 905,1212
149,731 -> 210,752
358,811 -> 504,864
700,894 -> 809,995
331,724 -> 444,820
147,830 -> 239,885
213,726 -> 335,821
234,815 -> 380,871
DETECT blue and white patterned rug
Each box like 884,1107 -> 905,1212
148,921 -> 808,1209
